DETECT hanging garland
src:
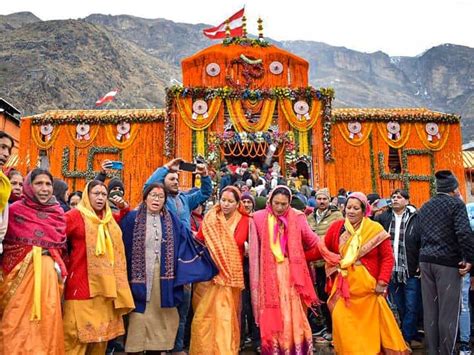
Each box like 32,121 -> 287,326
322,101 -> 334,162
32,109 -> 166,125
369,133 -> 378,193
164,96 -> 176,158
31,124 -> 62,149
336,122 -> 374,146
414,122 -> 451,151
375,122 -> 412,149
65,124 -> 100,149
206,131 -> 295,165
166,85 -> 334,102
175,97 -> 222,131
279,98 -> 322,132
225,99 -> 275,132
104,124 -> 140,149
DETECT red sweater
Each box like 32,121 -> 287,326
64,208 -> 127,300
323,219 -> 394,284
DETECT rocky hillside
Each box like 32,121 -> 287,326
0,13 -> 472,141
0,17 -> 179,112
0,12 -> 41,31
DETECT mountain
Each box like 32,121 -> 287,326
0,18 -> 179,112
0,12 -> 41,31
0,13 -> 472,141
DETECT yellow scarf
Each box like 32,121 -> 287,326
339,218 -> 364,276
77,194 -> 115,265
339,217 -> 386,277
268,214 -> 285,262
0,170 -> 12,213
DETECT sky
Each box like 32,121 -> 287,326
1,0 -> 473,57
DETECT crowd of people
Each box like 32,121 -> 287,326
0,129 -> 473,355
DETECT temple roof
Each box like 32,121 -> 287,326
27,109 -> 166,125
331,107 -> 460,123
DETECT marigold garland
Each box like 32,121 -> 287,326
31,109 -> 166,125
175,97 -> 222,131
336,122 -> 374,146
65,124 -> 100,149
222,37 -> 270,47
375,122 -> 412,149
414,123 -> 450,151
104,124 -> 140,149
166,85 -> 334,102
298,131 -> 309,155
225,99 -> 275,132
332,108 -> 460,123
196,130 -> 205,155
31,125 -> 62,149
279,99 -> 322,132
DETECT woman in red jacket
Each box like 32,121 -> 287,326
323,192 -> 408,354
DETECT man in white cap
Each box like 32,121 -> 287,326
306,188 -> 342,344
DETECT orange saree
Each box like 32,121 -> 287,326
0,254 -> 65,355
189,205 -> 249,355
327,218 -> 409,354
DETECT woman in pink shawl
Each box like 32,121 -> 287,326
249,185 -> 339,354
0,168 -> 67,354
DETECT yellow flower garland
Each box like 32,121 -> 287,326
279,99 -> 322,132
105,124 -> 140,149
375,122 -> 412,149
225,99 -> 275,133
175,97 -> 222,131
66,124 -> 100,148
336,122 -> 374,146
414,122 -> 450,151
31,125 -> 62,149
196,130 -> 205,155
298,131 -> 309,155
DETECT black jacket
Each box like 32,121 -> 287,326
416,193 -> 474,268
375,205 -> 420,277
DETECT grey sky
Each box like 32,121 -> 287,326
2,0 -> 473,56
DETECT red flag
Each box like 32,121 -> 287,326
95,89 -> 118,107
203,8 -> 245,40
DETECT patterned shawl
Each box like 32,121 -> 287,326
201,204 -> 245,289
130,202 -> 178,310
